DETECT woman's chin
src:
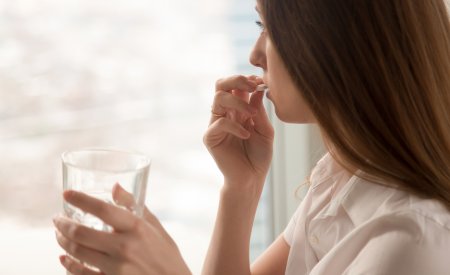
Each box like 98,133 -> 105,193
273,107 -> 316,124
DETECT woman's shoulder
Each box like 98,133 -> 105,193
340,175 -> 450,235
335,199 -> 450,275
308,152 -> 450,233
304,172 -> 450,274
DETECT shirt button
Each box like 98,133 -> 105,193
310,235 -> 319,244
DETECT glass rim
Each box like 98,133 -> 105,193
61,147 -> 151,173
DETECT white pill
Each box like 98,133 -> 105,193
256,84 -> 268,92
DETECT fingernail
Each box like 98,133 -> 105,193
115,182 -> 125,192
52,212 -> 65,223
59,255 -> 68,266
63,190 -> 73,200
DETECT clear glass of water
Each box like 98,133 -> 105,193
61,148 -> 151,274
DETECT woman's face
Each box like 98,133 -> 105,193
250,3 -> 316,124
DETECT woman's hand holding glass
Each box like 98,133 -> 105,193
53,184 -> 191,275
204,75 -> 274,192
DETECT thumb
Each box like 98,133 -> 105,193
112,183 -> 167,232
112,183 -> 137,211
249,91 -> 273,138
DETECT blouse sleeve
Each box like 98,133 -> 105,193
283,204 -> 301,246
283,187 -> 312,246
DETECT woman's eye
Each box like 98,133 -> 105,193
255,20 -> 266,33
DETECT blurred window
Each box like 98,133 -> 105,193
0,0 -> 273,273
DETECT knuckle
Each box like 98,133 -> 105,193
233,75 -> 247,84
118,241 -> 135,260
69,242 -> 81,256
214,90 -> 227,100
203,130 -> 218,149
216,75 -> 248,91
215,78 -> 224,90
215,118 -> 228,127
69,225 -> 84,240
132,218 -> 147,236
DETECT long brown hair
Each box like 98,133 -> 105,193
261,0 -> 450,208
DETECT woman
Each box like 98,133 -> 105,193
53,0 -> 450,274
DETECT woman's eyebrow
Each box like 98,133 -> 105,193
255,6 -> 260,14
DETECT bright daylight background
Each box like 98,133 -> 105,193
0,0 -> 271,274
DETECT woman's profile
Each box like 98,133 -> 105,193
53,0 -> 450,274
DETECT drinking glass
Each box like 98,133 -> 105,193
61,148 -> 151,274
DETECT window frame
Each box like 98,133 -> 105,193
267,104 -> 326,238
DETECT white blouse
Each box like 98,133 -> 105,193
284,153 -> 450,275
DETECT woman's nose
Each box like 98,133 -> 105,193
249,36 -> 267,70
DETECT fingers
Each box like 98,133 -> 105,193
112,183 -> 136,211
63,190 -> 137,232
249,90 -> 274,138
231,75 -> 262,102
204,118 -> 251,149
211,91 -> 257,123
248,75 -> 264,84
59,255 -> 103,275
215,75 -> 257,92
53,216 -> 115,254
55,230 -> 111,273
112,183 -> 167,234
206,75 -> 270,144
211,75 -> 263,125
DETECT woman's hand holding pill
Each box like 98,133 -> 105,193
204,75 -> 274,193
